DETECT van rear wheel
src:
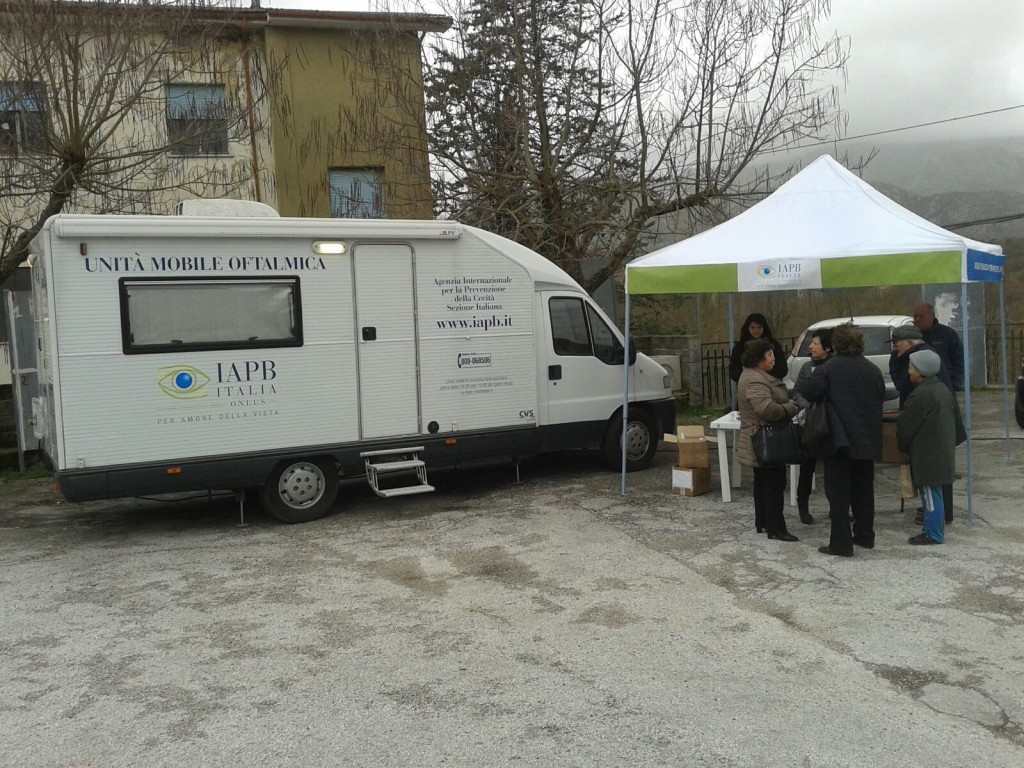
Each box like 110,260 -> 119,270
260,457 -> 338,523
602,407 -> 658,471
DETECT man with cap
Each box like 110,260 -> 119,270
897,348 -> 956,545
913,303 -> 965,391
889,325 -> 966,524
889,326 -> 954,408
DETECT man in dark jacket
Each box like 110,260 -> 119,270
913,303 -> 964,391
798,323 -> 885,557
889,325 -> 965,524
897,349 -> 956,545
889,326 -> 957,408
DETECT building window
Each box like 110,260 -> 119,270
120,277 -> 302,354
329,168 -> 385,218
165,83 -> 228,156
0,82 -> 46,153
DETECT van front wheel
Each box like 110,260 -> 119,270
261,457 -> 338,523
602,407 -> 658,472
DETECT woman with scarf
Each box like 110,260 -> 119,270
729,313 -> 788,384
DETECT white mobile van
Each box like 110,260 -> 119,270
29,214 -> 674,522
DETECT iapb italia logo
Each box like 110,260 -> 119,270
157,360 -> 278,401
757,262 -> 802,281
158,365 -> 210,399
155,360 -> 281,426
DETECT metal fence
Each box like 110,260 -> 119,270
985,323 -> 1024,384
701,342 -> 732,407
700,325 -> 1024,408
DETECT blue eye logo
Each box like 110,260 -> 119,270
758,264 -> 777,279
158,365 -> 211,399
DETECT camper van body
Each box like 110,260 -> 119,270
29,214 -> 673,521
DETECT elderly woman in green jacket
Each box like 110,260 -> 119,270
896,348 -> 956,545
737,338 -> 799,541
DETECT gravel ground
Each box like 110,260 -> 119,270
1,390 -> 1022,767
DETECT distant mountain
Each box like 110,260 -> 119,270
803,136 -> 1024,242
848,136 -> 1024,196
870,183 -> 1024,242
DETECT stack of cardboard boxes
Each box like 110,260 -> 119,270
665,426 -> 716,496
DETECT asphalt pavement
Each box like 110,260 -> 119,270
1,390 -> 1022,767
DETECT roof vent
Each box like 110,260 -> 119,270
173,199 -> 279,217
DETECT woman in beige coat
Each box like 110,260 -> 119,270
737,338 -> 799,540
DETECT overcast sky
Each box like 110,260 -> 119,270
825,0 -> 1024,141
268,0 -> 1024,143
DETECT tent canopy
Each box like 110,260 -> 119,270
627,155 -> 1004,295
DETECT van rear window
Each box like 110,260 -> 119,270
119,277 -> 302,354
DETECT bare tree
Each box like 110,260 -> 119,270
424,0 -> 849,293
0,0 -> 269,285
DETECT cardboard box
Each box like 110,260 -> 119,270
663,426 -> 717,469
671,466 -> 713,497
881,421 -> 909,465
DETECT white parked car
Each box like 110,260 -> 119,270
783,315 -> 915,406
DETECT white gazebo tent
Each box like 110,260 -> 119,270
621,155 -> 1008,520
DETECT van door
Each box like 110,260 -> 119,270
540,293 -> 628,428
354,244 -> 419,438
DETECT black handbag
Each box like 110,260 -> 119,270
801,401 -> 831,447
752,422 -> 806,466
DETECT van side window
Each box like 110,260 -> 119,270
549,297 -> 592,356
586,303 -> 623,365
120,277 -> 302,354
548,297 -> 624,364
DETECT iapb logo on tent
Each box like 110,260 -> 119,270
738,259 -> 822,292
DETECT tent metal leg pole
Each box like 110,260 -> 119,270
728,295 -> 736,410
621,291 -> 631,496
962,282 -> 973,524
696,295 -> 704,403
998,281 -> 1011,460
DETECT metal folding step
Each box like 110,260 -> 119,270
360,446 -> 434,498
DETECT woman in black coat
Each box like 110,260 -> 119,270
797,323 -> 885,558
791,326 -> 834,525
729,313 -> 788,383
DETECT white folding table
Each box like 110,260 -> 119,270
708,411 -> 800,505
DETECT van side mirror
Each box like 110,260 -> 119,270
627,335 -> 638,366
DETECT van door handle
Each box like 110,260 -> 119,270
548,365 -> 562,381
362,327 -> 377,341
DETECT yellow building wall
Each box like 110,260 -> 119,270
263,27 -> 433,219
